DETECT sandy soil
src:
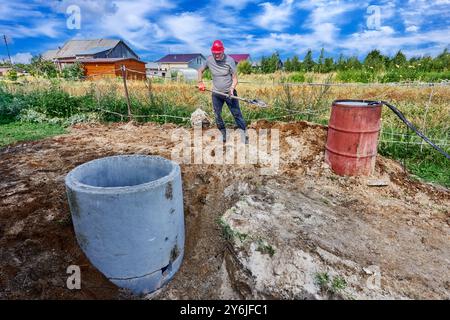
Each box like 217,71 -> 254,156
0,120 -> 448,299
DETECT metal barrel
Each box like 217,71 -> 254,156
325,100 -> 382,176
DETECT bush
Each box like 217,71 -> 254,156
30,88 -> 95,118
336,69 -> 376,83
62,62 -> 84,80
237,60 -> 252,75
63,112 -> 100,126
29,55 -> 58,78
17,109 -> 61,124
288,72 -> 305,83
203,68 -> 212,80
7,70 -> 18,81
420,71 -> 450,82
380,68 -> 420,83
0,87 -> 27,117
17,108 -> 100,126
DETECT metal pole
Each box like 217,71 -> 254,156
121,65 -> 132,121
3,35 -> 12,65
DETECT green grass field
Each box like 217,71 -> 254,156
379,142 -> 450,187
0,118 -> 66,148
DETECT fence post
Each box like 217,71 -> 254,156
420,85 -> 434,152
147,76 -> 153,103
121,65 -> 133,121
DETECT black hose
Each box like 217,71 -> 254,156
381,101 -> 450,160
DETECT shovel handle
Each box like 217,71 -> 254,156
195,86 -> 268,108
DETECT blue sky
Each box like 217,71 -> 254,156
1,0 -> 449,63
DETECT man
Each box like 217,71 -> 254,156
198,40 -> 247,143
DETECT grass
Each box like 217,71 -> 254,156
0,118 -> 66,148
379,140 -> 450,187
314,272 -> 347,295
255,239 -> 276,257
217,217 -> 248,243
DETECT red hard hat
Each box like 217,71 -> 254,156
211,40 -> 224,54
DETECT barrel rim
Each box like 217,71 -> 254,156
332,99 -> 382,107
65,155 -> 180,194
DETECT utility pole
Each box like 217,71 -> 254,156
3,35 -> 12,65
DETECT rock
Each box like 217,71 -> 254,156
367,178 -> 389,187
190,108 -> 211,128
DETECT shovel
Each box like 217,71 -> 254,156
196,86 -> 268,108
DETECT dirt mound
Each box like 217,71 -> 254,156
0,120 -> 448,299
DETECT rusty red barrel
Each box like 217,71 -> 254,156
325,100 -> 382,176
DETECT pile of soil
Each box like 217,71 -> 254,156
0,120 -> 448,299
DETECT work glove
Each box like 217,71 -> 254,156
198,82 -> 206,91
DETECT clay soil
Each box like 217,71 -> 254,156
0,120 -> 448,299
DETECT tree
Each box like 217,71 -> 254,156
303,49 -> 315,72
7,69 -> 18,81
237,60 -> 252,74
62,62 -> 85,80
284,58 -> 292,72
391,50 -> 407,67
364,50 -> 387,71
316,48 -> 325,73
261,52 -> 281,73
29,55 -> 58,78
336,54 -> 345,70
432,48 -> 450,71
346,56 -> 362,69
323,57 -> 335,73
291,55 -> 301,71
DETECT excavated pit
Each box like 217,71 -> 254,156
0,120 -> 449,299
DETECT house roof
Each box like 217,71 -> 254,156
53,39 -> 121,59
229,54 -> 250,63
156,53 -> 205,63
42,49 -> 59,60
62,57 -> 144,64
76,47 -> 113,55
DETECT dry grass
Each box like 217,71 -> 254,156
4,77 -> 450,136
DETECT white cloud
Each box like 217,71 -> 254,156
163,13 -> 231,53
2,0 -> 449,61
295,1 -> 361,48
237,23 -> 449,59
399,0 -> 450,32
1,52 -> 33,64
45,0 -> 173,51
1,20 -> 62,39
406,25 -> 419,32
12,52 -> 33,64
305,1 -> 361,26
48,0 -> 118,18
0,2 -> 44,21
254,0 -> 295,31
341,26 -> 450,57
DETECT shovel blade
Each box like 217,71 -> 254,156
250,99 -> 268,108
